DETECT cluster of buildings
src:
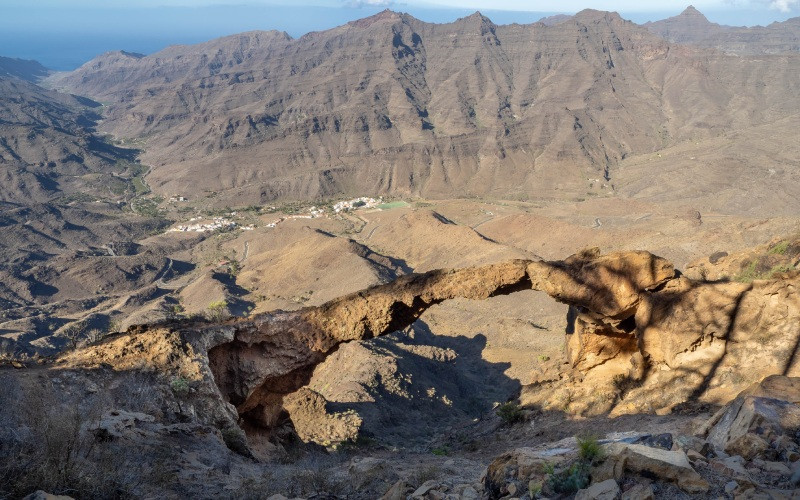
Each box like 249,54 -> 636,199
167,196 -> 386,234
265,212 -> 319,228
168,216 -> 240,233
332,197 -> 381,213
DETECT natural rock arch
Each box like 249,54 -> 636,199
207,250 -> 676,436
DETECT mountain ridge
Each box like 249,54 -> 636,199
646,5 -> 800,53
36,8 -> 800,205
0,56 -> 50,82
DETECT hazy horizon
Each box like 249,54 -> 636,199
2,2 -> 798,71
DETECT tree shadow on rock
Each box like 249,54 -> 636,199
323,319 -> 521,449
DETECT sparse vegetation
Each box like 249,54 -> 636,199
168,303 -> 185,319
169,376 -> 190,396
734,260 -> 796,283
539,435 -> 604,495
577,434 -> 604,464
0,380 -> 140,499
496,401 -> 525,425
227,258 -> 241,277
545,461 -> 590,494
769,241 -> 790,255
132,196 -> 166,218
206,300 -> 229,321
131,176 -> 150,195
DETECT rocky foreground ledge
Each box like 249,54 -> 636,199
57,250 -> 679,442
57,249 -> 799,443
3,247 -> 799,498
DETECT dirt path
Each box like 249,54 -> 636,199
153,258 -> 174,287
471,217 -> 495,230
128,166 -> 153,215
365,225 -> 380,240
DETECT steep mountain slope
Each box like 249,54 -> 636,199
646,6 -> 800,54
0,77 -> 138,203
46,9 -> 800,204
0,56 -> 50,82
0,76 -> 181,354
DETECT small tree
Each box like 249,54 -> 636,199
206,300 -> 229,322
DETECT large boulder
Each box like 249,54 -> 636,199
527,250 -> 674,320
704,375 -> 800,460
575,479 -> 620,500
483,447 -> 567,499
593,443 -> 709,494
283,388 -> 362,446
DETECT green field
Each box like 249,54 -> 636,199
377,201 -> 410,210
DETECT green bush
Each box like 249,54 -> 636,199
540,436 -> 605,495
735,261 -> 795,283
577,435 -> 604,464
205,300 -> 229,321
769,241 -> 790,255
169,377 -> 190,396
496,402 -> 525,425
546,462 -> 590,494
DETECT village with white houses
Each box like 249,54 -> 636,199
166,197 -> 383,233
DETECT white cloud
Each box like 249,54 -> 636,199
348,0 -> 394,6
768,0 -> 799,11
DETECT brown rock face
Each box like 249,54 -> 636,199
44,10 -> 800,204
208,259 -> 534,431
207,251 -> 673,437
704,376 -> 800,460
60,247 -> 800,450
528,250 -> 674,372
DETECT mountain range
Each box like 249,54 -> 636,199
1,5 -> 800,354
0,77 -> 138,204
645,5 -> 800,54
41,8 -> 800,204
0,56 -> 50,82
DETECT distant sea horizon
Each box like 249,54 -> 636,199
1,4 -> 794,71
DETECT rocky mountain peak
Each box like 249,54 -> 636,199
460,11 -> 493,23
678,5 -> 712,23
348,8 -> 403,28
573,8 -> 623,23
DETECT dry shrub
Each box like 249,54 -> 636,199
0,376 -> 135,498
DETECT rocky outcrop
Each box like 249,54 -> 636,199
593,443 -> 709,493
574,479 -> 620,500
207,259 -> 535,433
702,375 -> 800,461
60,247 -> 800,450
206,251 -> 676,437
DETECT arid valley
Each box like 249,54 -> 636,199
1,4 -> 800,499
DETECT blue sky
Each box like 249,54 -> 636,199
1,1 -> 798,70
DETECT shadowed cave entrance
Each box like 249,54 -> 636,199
207,263 -> 537,447
209,316 -> 524,449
